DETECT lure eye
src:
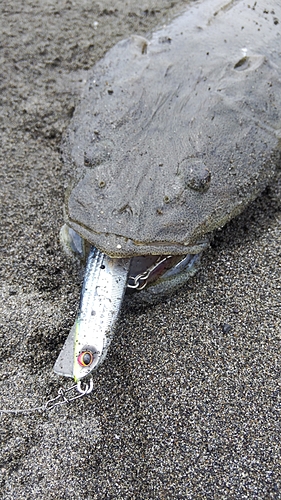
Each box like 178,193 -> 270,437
77,350 -> 94,367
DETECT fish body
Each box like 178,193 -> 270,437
63,0 -> 281,258
55,0 -> 281,381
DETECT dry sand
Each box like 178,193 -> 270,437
0,1 -> 280,498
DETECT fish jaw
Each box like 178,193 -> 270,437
53,247 -> 130,381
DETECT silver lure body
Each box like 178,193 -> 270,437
54,247 -> 130,381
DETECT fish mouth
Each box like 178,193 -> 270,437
127,253 -> 201,292
63,210 -> 210,258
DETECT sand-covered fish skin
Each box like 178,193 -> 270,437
63,0 -> 281,258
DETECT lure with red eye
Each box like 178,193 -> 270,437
77,351 -> 94,367
53,247 -> 130,381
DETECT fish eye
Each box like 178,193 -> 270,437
77,350 -> 94,367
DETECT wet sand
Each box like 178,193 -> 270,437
0,1 -> 280,498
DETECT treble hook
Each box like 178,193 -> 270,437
127,255 -> 172,290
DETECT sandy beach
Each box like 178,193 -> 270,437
0,1 -> 280,498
